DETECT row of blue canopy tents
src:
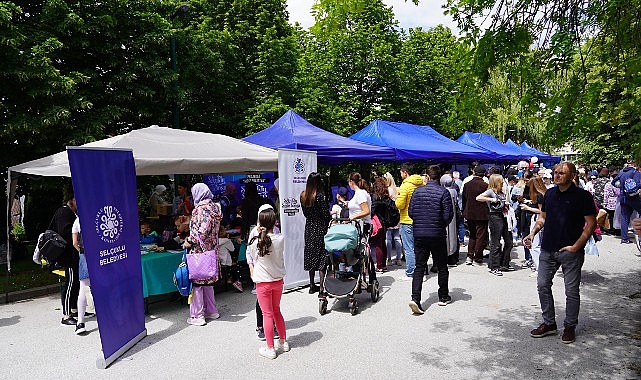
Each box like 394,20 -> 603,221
243,110 -> 559,165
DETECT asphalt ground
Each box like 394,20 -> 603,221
1,233 -> 640,379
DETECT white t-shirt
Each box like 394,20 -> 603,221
348,188 -> 372,224
248,233 -> 286,283
72,218 -> 83,250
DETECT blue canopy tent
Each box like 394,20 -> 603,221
243,110 -> 396,165
521,141 -> 560,161
505,139 -> 537,159
456,132 -> 528,162
350,119 -> 496,162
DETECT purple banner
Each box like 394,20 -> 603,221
68,148 -> 146,367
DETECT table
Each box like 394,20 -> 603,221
140,250 -> 183,298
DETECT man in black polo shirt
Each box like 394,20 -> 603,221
523,162 -> 597,344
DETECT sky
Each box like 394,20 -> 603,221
286,0 -> 460,34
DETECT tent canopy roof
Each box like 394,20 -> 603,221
243,110 -> 396,165
9,126 -> 279,177
456,132 -> 528,161
350,119 -> 496,162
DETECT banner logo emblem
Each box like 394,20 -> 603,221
293,158 -> 305,174
95,205 -> 124,243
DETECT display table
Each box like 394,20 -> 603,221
141,250 -> 183,298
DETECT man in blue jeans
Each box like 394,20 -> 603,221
524,162 -> 596,344
395,163 -> 424,280
408,165 -> 454,314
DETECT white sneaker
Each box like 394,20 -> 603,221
465,257 -> 473,265
187,317 -> 206,326
259,347 -> 277,359
204,313 -> 220,320
398,275 -> 413,282
276,340 -> 290,353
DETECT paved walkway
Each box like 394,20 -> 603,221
1,234 -> 640,379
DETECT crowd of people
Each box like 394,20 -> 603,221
44,157 -> 641,358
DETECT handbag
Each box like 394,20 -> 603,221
174,250 -> 192,296
187,234 -> 218,280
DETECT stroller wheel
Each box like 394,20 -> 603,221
319,298 -> 328,315
370,280 -> 380,303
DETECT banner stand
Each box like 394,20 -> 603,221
96,329 -> 147,369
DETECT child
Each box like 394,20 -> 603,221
140,221 -> 160,244
247,207 -> 289,359
330,187 -> 350,222
217,226 -> 243,292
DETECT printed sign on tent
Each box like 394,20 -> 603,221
68,147 -> 146,369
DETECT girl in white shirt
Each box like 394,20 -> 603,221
248,208 -> 289,359
347,172 -> 372,224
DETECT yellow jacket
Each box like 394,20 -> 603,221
395,174 -> 424,224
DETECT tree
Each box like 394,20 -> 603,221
297,0 -> 401,135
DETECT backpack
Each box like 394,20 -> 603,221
622,169 -> 641,197
173,250 -> 192,296
33,230 -> 67,266
382,197 -> 401,227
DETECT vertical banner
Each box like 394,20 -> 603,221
278,149 -> 317,289
67,148 -> 146,369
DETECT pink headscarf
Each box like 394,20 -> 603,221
191,183 -> 213,206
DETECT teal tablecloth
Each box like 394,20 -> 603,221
141,250 -> 183,298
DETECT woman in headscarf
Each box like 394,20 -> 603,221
183,183 -> 222,326
440,175 -> 461,267
149,184 -> 167,217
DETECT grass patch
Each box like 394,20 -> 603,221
0,257 -> 60,294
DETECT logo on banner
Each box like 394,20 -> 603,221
282,197 -> 301,216
293,158 -> 306,174
95,205 -> 124,243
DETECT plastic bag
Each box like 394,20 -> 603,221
585,235 -> 599,256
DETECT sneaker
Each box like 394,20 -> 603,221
465,257 -> 473,265
409,300 -> 425,315
500,266 -> 515,272
530,323 -> 558,338
256,327 -> 266,341
437,296 -> 452,306
251,286 -> 257,295
186,317 -> 206,326
276,340 -> 290,353
61,317 -> 77,326
75,323 -> 86,335
561,327 -> 576,344
232,280 -> 243,292
489,268 -> 503,276
204,313 -> 220,320
259,347 -> 277,359
621,240 -> 633,244
399,275 -> 413,282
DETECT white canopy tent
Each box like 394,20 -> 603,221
6,126 -> 279,270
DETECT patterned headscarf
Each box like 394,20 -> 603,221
191,183 -> 213,206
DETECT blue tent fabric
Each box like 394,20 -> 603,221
504,139 -> 537,158
242,110 -> 396,165
521,141 -> 560,161
350,119 -> 496,162
456,132 -> 527,162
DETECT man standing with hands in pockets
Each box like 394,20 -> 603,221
524,162 -> 597,344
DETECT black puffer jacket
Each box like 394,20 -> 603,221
408,181 -> 453,238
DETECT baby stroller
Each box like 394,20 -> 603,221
319,219 -> 380,315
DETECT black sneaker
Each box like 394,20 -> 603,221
256,327 -> 266,341
61,317 -> 77,326
437,296 -> 452,306
71,312 -> 95,319
409,300 -> 424,315
75,323 -> 86,335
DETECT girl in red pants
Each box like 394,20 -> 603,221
248,208 -> 288,359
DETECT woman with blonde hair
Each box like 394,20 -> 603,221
476,174 -> 513,276
383,172 -> 402,265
